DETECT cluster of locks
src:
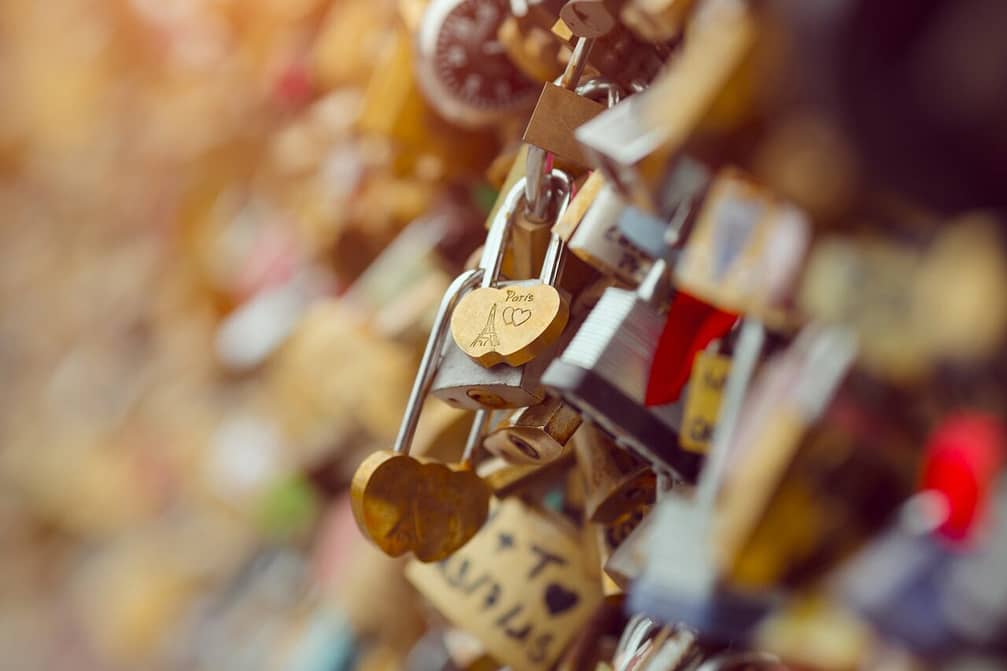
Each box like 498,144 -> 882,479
350,0 -> 1007,670
2,0 -> 1006,669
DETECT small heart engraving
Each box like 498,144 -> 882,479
502,305 -> 533,327
544,582 -> 580,616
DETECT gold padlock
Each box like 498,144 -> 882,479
680,349 -> 732,454
524,83 -> 607,167
484,396 -> 583,465
572,423 -> 656,524
406,498 -> 603,671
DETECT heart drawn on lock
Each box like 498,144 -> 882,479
543,582 -> 580,616
351,450 -> 491,562
450,285 -> 569,368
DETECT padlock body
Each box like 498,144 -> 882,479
542,287 -> 701,480
431,341 -> 549,409
483,396 -> 582,464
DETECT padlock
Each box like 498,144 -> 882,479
556,173 -> 655,285
405,498 -> 603,671
541,260 -> 699,480
628,319 -> 775,638
616,156 -> 711,257
679,347 -> 732,455
433,172 -> 574,409
552,19 -> 672,92
524,36 -> 595,223
523,82 -> 606,166
575,4 -> 755,213
351,268 -> 494,562
674,168 -> 810,320
573,422 -> 655,523
484,395 -> 583,465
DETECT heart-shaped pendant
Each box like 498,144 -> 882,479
351,450 -> 492,562
449,284 -> 569,368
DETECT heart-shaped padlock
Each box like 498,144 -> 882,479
351,268 -> 494,562
450,175 -> 571,367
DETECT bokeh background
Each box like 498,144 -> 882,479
0,1 -> 494,668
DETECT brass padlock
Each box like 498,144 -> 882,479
575,4 -> 756,213
484,395 -> 583,465
523,82 -> 606,166
432,172 -> 574,409
680,348 -> 732,455
573,422 -> 656,524
406,498 -> 603,671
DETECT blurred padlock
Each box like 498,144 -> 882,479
484,395 -> 583,465
674,168 -> 810,319
553,172 -> 654,285
575,4 -> 755,213
406,498 -> 603,671
573,422 -> 655,523
616,156 -> 711,257
679,348 -> 731,455
541,260 -> 699,479
629,319 -> 774,637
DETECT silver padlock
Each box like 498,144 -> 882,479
541,259 -> 701,480
566,178 -> 655,285
431,171 -> 573,410
617,157 -> 711,258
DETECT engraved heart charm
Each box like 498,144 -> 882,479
450,284 -> 569,368
351,450 -> 491,562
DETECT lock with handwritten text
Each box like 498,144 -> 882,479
406,498 -> 602,671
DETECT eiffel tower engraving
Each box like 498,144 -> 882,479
470,303 -> 500,348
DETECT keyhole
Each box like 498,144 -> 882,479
509,435 -> 540,460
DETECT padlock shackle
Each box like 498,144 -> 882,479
576,77 -> 623,107
481,170 -> 573,289
394,267 -> 484,455
480,177 -> 529,289
539,172 -> 573,285
462,408 -> 491,466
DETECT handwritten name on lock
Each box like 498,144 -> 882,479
406,499 -> 602,671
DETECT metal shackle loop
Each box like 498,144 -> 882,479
480,177 -> 531,289
539,170 -> 573,286
393,267 -> 484,455
576,77 -> 624,108
526,36 -> 595,219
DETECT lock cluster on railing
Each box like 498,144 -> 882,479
349,0 -> 1007,670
